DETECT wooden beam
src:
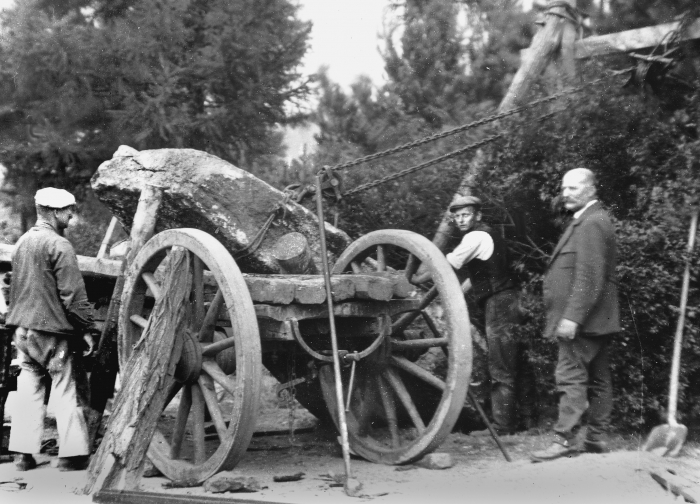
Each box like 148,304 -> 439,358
498,0 -> 578,113
0,243 -> 122,278
575,18 -> 700,60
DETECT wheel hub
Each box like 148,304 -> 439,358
175,330 -> 202,383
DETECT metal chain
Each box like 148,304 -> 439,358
285,351 -> 298,446
343,110 -> 560,197
232,195 -> 289,260
327,70 -> 627,175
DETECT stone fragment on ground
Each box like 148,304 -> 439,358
203,473 -> 261,493
415,452 -> 454,470
273,472 -> 305,482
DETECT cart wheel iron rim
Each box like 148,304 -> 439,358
119,228 -> 262,484
320,229 -> 472,465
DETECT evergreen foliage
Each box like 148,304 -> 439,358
0,0 -> 312,245
312,1 -> 700,430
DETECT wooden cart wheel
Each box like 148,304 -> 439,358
119,228 -> 261,483
321,229 -> 471,465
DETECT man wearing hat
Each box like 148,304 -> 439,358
6,187 -> 95,471
416,195 -> 533,435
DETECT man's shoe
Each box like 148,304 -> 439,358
57,455 -> 89,472
583,439 -> 610,454
530,437 -> 578,463
15,453 -> 37,471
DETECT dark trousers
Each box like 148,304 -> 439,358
471,288 -> 535,432
554,334 -> 613,441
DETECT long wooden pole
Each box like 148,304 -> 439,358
432,1 -> 577,252
88,185 -> 164,443
314,175 -> 357,496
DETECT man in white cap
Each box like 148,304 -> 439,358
6,187 -> 95,471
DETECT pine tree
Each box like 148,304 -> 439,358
0,0 -> 312,233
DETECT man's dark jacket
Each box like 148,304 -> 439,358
543,201 -> 620,339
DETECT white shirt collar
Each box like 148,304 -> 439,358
573,199 -> 598,219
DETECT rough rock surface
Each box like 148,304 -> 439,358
415,452 -> 454,470
203,473 -> 261,493
91,146 -> 351,273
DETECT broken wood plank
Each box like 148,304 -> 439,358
575,18 -> 700,60
89,185 -> 164,445
83,247 -> 191,495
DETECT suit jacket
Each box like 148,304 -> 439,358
543,201 -> 620,339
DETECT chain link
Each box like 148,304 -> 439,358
285,351 -> 298,446
343,110 -> 559,197
327,70 -> 628,175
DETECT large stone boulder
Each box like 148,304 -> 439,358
91,146 -> 351,273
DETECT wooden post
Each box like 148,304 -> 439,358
499,0 -> 578,113
83,247 -> 192,494
96,216 -> 119,260
432,1 -> 578,252
88,185 -> 164,443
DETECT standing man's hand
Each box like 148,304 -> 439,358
82,333 -> 95,357
555,318 -> 579,340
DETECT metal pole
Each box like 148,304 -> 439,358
314,174 -> 355,487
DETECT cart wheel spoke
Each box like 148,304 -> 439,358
201,335 -> 236,357
142,272 -> 162,301
404,254 -> 419,281
391,356 -> 446,391
164,380 -> 183,407
391,286 -> 439,335
377,374 -> 400,448
201,359 -> 237,397
191,383 -> 207,464
420,311 -> 442,339
130,314 -> 149,330
198,289 -> 224,343
376,245 -> 386,272
170,385 -> 192,460
191,256 -> 205,330
383,369 -> 426,433
350,261 -> 362,274
198,375 -> 227,441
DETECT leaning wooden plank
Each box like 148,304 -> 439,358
89,186 -> 164,441
575,18 -> 700,60
92,146 -> 351,274
83,247 -> 192,494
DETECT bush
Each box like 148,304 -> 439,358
327,62 -> 700,431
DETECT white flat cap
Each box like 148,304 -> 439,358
35,187 -> 76,209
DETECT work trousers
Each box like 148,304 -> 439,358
9,327 -> 90,457
554,334 -> 613,442
471,288 -> 534,432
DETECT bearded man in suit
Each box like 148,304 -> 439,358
531,168 -> 620,462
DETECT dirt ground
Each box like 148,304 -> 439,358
2,414 -> 699,504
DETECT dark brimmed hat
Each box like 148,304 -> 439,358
449,195 -> 482,213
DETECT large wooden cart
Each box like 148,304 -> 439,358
0,198 -> 473,486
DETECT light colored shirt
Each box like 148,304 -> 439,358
574,199 -> 598,219
445,230 -> 494,270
